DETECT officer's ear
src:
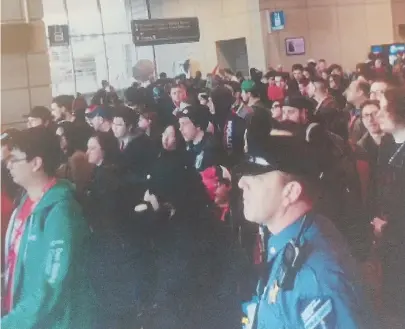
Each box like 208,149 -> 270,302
281,177 -> 303,207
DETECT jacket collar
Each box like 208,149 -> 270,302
267,214 -> 310,262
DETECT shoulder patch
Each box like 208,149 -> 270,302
298,297 -> 335,329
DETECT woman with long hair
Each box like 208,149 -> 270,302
328,74 -> 347,110
56,121 -> 93,197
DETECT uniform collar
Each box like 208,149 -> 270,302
267,214 -> 309,262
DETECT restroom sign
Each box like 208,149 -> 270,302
269,11 -> 285,32
48,25 -> 69,47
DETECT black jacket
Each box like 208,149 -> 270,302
329,88 -> 347,110
376,136 -> 405,313
315,133 -> 371,260
120,132 -> 158,177
223,111 -> 246,167
187,133 -> 224,172
144,207 -> 245,329
82,163 -> 122,231
377,137 -> 405,242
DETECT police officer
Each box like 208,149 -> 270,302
237,136 -> 375,329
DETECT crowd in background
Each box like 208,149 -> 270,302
1,50 -> 405,329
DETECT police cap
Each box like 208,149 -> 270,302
237,136 -> 323,180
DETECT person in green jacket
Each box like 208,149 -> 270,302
2,127 -> 94,329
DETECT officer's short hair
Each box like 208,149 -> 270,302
281,172 -> 321,203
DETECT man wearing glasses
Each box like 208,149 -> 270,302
2,127 -> 94,329
358,100 -> 386,163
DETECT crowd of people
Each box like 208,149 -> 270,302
1,51 -> 405,329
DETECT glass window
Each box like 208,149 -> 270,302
43,0 -> 155,97
105,34 -> 135,92
134,45 -> 155,64
42,0 -> 68,26
71,35 -> 108,95
43,0 -> 74,96
49,46 -> 76,96
128,0 -> 148,20
99,0 -> 130,33
66,0 -> 102,36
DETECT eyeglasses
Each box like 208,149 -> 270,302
362,112 -> 378,120
5,156 -> 27,165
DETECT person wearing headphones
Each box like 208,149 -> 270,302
237,136 -> 374,329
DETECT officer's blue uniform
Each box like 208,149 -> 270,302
246,213 -> 374,329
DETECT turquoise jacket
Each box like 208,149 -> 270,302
2,179 -> 94,329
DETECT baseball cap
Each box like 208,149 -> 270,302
241,80 -> 256,92
85,105 -> 113,120
23,106 -> 52,121
178,104 -> 209,131
236,136 -> 323,180
284,96 -> 314,112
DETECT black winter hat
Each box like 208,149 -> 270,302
178,104 -> 210,131
284,96 -> 314,112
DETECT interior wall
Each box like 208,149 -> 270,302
259,0 -> 396,71
148,0 -> 266,76
391,0 -> 405,42
1,0 -> 52,126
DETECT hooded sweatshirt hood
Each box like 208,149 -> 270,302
31,179 -> 77,213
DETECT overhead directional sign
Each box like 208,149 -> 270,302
131,17 -> 200,47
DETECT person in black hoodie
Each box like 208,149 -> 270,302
135,159 -> 246,329
178,104 -> 224,171
210,85 -> 234,134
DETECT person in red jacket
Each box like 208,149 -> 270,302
1,130 -> 20,271
200,165 -> 232,222
267,75 -> 285,102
